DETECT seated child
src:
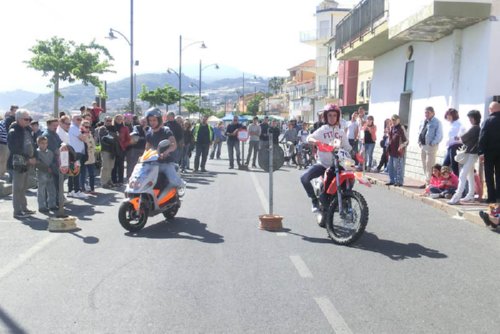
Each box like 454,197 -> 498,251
425,165 -> 458,199
425,164 -> 442,197
479,204 -> 500,228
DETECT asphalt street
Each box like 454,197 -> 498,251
1,149 -> 499,333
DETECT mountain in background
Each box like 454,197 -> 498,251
18,71 -> 272,115
0,90 -> 40,112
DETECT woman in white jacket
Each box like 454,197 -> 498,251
300,104 -> 351,212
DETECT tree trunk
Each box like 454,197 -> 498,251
53,77 -> 59,118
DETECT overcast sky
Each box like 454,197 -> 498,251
0,0 -> 357,93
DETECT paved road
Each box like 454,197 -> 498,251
1,152 -> 499,333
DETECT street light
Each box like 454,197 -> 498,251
179,35 -> 206,115
106,0 -> 135,114
198,60 -> 219,108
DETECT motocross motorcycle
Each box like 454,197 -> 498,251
118,139 -> 186,232
313,139 -> 370,245
296,142 -> 315,169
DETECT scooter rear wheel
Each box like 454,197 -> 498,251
163,204 -> 179,220
118,201 -> 148,232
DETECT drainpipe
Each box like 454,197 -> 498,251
450,29 -> 463,107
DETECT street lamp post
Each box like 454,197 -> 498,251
179,35 -> 206,115
198,60 -> 219,109
106,0 -> 134,114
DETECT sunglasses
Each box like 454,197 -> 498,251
83,126 -> 90,129
23,118 -> 31,121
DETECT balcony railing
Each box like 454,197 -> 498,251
335,0 -> 386,53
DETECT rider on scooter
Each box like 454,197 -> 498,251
300,104 -> 351,212
144,107 -> 182,189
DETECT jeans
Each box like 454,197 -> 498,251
451,153 -> 478,202
194,143 -> 210,170
300,164 -> 326,199
227,140 -> 241,167
377,147 -> 388,170
349,139 -> 359,165
80,163 -> 96,191
37,173 -> 56,209
158,162 -> 182,188
100,151 -> 115,186
210,140 -> 222,159
112,154 -> 125,184
443,144 -> 461,176
484,152 -> 500,203
126,147 -> 144,179
246,141 -> 259,166
181,144 -> 191,170
388,156 -> 404,185
12,168 -> 30,214
364,143 -> 375,169
68,153 -> 84,192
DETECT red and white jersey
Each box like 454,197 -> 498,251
308,124 -> 351,167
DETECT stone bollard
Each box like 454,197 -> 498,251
47,215 -> 78,232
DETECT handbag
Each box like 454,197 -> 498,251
12,154 -> 28,173
454,145 -> 467,164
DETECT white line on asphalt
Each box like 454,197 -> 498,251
0,233 -> 60,281
249,171 -> 268,213
276,232 -> 287,237
289,255 -> 313,278
314,296 -> 353,334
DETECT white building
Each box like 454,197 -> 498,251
336,0 -> 500,180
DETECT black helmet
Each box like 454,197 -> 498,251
145,107 -> 163,127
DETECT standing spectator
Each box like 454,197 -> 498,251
357,106 -> 368,126
259,116 -> 270,149
111,114 -> 130,186
8,109 -> 37,218
193,115 -> 213,172
181,120 -> 194,172
35,136 -> 57,212
226,115 -> 242,169
346,112 -> 359,165
42,118 -> 62,201
362,115 -> 377,171
246,116 -> 261,168
418,106 -> 443,187
478,101 -> 500,204
386,115 -> 408,187
57,115 -> 71,145
80,120 -> 97,194
30,121 -> 43,146
312,111 -> 324,133
443,108 -> 465,176
97,117 -> 116,188
164,111 -> 183,164
448,110 -> 482,204
376,118 -> 392,173
282,121 -> 298,165
1,106 -> 18,181
127,117 -> 148,178
90,101 -> 104,128
210,121 -> 225,160
269,119 -> 281,145
68,114 -> 88,199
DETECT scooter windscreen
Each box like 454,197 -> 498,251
127,162 -> 157,192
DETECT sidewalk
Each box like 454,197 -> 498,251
363,170 -> 490,227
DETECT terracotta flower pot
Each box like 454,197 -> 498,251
258,214 -> 283,231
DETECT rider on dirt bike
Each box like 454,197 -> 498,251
300,104 -> 351,212
144,107 -> 182,189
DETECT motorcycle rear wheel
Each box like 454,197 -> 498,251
118,201 -> 148,232
326,190 -> 368,246
163,204 -> 180,220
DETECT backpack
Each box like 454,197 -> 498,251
0,119 -> 7,144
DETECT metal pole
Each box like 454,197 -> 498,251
268,128 -> 273,215
130,0 -> 135,114
199,59 -> 202,109
242,73 -> 245,113
179,35 -> 182,115
57,171 -> 65,218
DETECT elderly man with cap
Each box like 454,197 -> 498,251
479,101 -> 500,204
8,109 -> 37,218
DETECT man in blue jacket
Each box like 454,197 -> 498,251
418,106 -> 443,187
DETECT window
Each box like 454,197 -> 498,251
338,84 -> 344,101
404,61 -> 414,92
359,81 -> 365,98
366,80 -> 371,98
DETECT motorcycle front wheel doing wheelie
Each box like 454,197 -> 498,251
118,201 -> 149,232
326,190 -> 368,245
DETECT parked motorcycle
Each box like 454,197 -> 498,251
118,140 -> 186,232
313,139 -> 370,245
296,142 -> 315,169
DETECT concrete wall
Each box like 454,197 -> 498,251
370,19 -> 497,181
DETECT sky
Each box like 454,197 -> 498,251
0,0 -> 356,94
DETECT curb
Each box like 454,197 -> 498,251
365,175 -> 486,228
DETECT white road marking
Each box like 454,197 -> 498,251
0,233 -> 60,281
314,296 -> 353,334
289,255 -> 313,278
249,171 -> 268,213
276,232 -> 287,237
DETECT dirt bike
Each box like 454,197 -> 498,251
118,140 -> 186,232
296,142 -> 315,169
313,139 -> 370,245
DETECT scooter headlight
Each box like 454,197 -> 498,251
129,180 -> 141,189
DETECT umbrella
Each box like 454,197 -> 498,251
207,115 -> 221,123
222,113 -> 246,122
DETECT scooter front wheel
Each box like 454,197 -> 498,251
118,201 -> 148,232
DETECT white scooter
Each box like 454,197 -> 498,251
118,139 -> 186,232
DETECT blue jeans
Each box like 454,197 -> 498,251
80,163 -> 96,191
181,145 -> 191,170
443,144 -> 461,177
227,140 -> 241,167
158,162 -> 182,188
388,156 -> 404,185
300,164 -> 326,199
364,143 -> 375,169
